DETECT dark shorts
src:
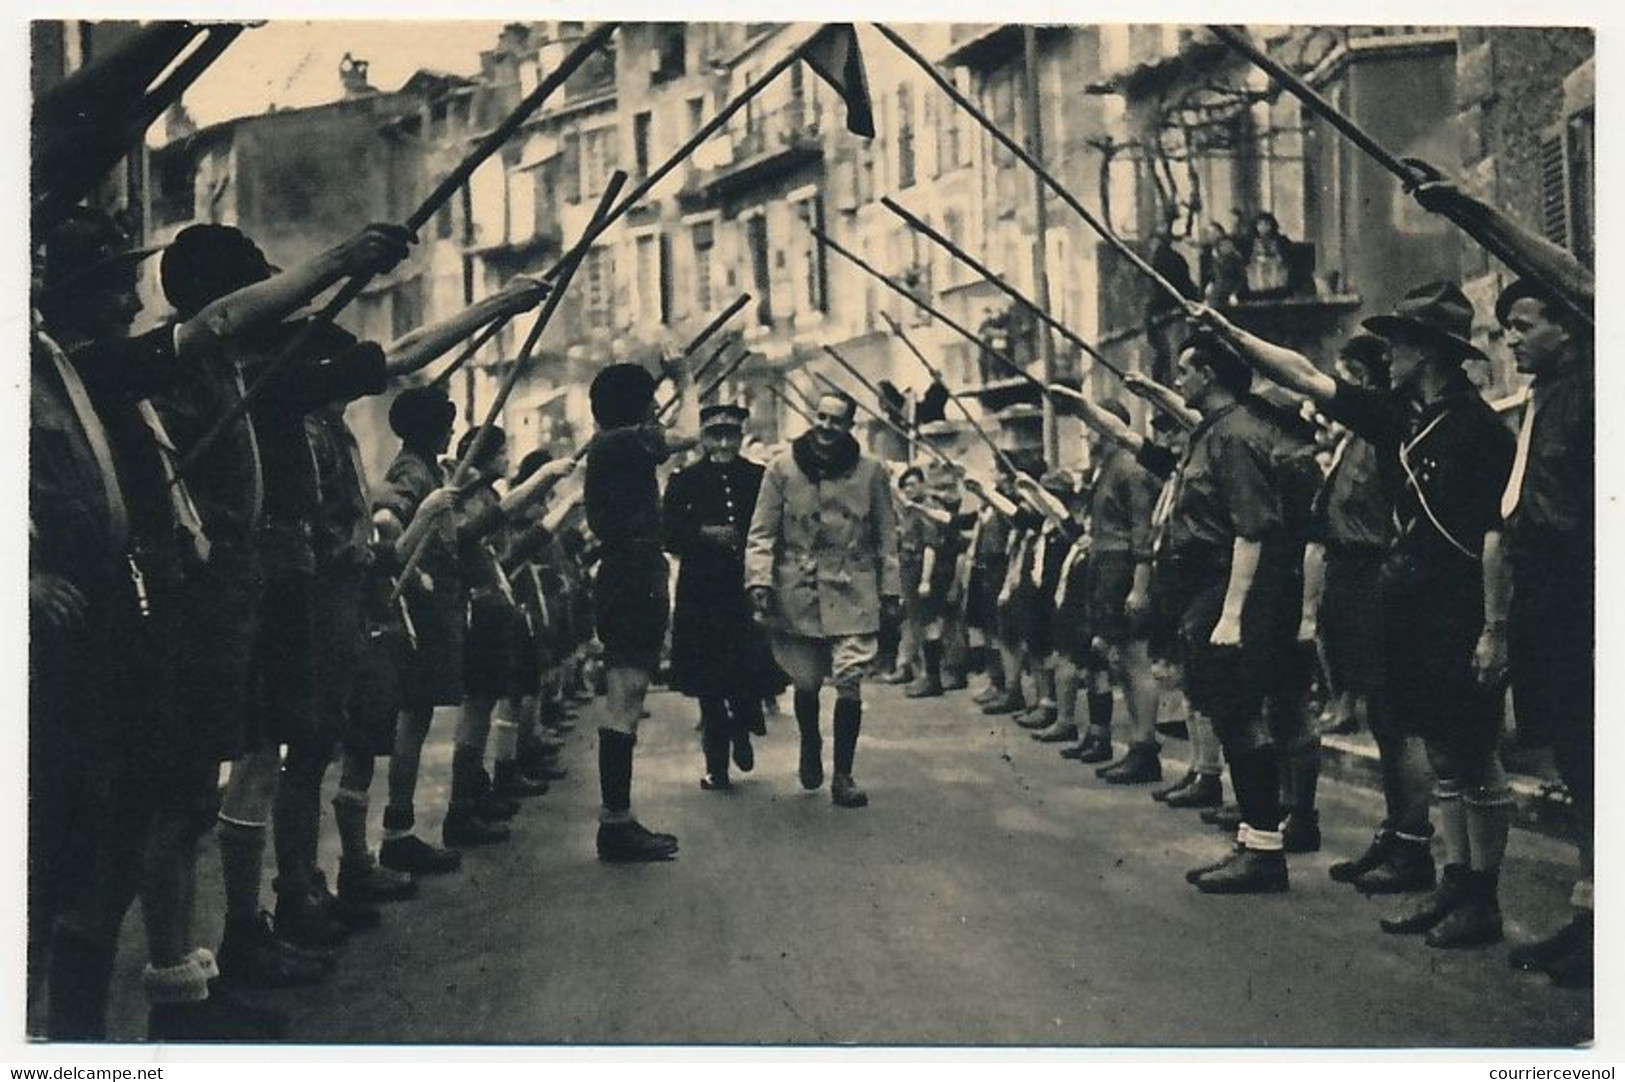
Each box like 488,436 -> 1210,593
968,558 -> 1007,635
1053,557 -> 1094,665
463,591 -> 519,700
1168,553 -> 1277,728
350,621 -> 412,758
511,613 -> 542,698
1142,562 -> 1181,663
1321,545 -> 1385,697
1377,553 -> 1501,748
247,564 -> 317,752
1510,548 -> 1593,750
401,574 -> 466,710
1084,549 -> 1137,647
312,565 -> 367,745
594,546 -> 670,672
173,539 -> 263,762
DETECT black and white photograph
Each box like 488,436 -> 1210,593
16,9 -> 1610,1059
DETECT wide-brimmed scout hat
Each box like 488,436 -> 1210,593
1361,281 -> 1486,361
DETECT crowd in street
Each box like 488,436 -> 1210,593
29,21 -> 1594,1049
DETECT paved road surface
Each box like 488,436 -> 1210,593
100,683 -> 1592,1047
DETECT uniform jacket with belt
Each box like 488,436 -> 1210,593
745,431 -> 901,638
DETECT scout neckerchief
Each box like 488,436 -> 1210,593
1054,533 -> 1090,609
1500,389 -> 1537,520
136,400 -> 212,565
37,327 -> 129,553
1309,430 -> 1353,523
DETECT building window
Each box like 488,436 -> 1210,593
687,96 -> 706,140
651,24 -> 685,82
561,132 -> 582,204
632,111 -> 653,179
746,214 -> 773,327
581,127 -> 618,201
896,84 -> 916,189
691,220 -> 715,315
582,246 -> 615,327
390,277 -> 425,340
792,194 -> 828,314
634,232 -> 670,326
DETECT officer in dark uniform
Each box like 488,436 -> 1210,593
663,402 -> 785,791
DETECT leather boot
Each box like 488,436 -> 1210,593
1193,846 -> 1289,894
493,760 -> 549,799
1380,863 -> 1469,935
1353,833 -> 1437,895
337,856 -> 416,904
1101,740 -> 1162,785
831,773 -> 869,809
1069,730 -> 1114,764
1016,703 -> 1057,730
1509,911 -> 1593,974
1329,828 -> 1394,883
973,681 -> 1005,705
1031,721 -> 1079,743
1200,802 -> 1244,830
942,668 -> 968,691
1152,768 -> 1197,802
980,688 -> 1026,716
879,664 -> 915,686
1165,773 -> 1223,809
442,804 -> 511,848
1425,868 -> 1504,948
1280,809 -> 1321,853
1185,843 -> 1243,884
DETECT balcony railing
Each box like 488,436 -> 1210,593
732,97 -> 823,162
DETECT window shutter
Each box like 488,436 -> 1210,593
1538,130 -> 1570,249
658,233 -> 673,325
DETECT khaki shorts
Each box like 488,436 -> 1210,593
771,633 -> 879,696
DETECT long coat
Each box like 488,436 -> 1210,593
662,455 -> 786,698
745,438 -> 901,638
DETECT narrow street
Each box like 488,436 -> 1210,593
102,683 -> 1591,1048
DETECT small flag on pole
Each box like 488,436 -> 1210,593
802,23 -> 876,138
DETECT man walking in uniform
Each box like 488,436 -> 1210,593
663,402 -> 785,791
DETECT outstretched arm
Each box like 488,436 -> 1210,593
1189,304 -> 1337,405
1049,384 -> 1146,453
1122,371 -> 1201,429
384,276 -> 549,379
1406,158 -> 1593,319
176,223 -> 413,353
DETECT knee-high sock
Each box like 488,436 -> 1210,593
216,818 -> 267,924
833,699 -> 862,776
1436,789 -> 1469,868
1087,688 -> 1113,736
921,639 -> 943,684
794,689 -> 822,746
1226,747 -> 1282,837
331,788 -> 371,865
1465,798 -> 1511,873
598,730 -> 635,823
